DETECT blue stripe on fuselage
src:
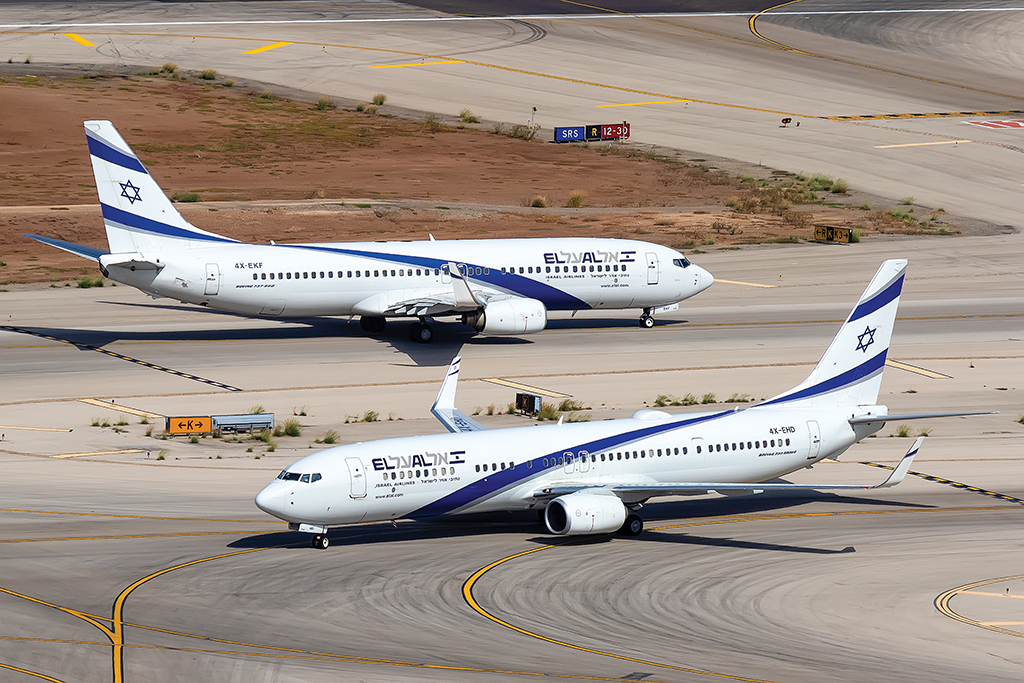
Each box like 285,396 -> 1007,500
87,134 -> 148,174
408,409 -> 732,517
286,244 -> 592,311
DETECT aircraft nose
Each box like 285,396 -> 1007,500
255,483 -> 287,519
698,266 -> 714,292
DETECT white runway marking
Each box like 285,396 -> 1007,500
4,8 -> 1024,30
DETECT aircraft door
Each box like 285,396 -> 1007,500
345,457 -> 367,498
563,452 -> 574,474
579,451 -> 590,473
204,263 -> 220,295
806,421 -> 821,459
441,264 -> 452,284
645,252 -> 659,285
690,437 -> 706,468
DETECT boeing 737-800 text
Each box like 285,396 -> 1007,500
255,259 -> 990,548
26,121 -> 713,342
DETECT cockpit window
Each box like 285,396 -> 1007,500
279,471 -> 301,481
300,474 -> 310,483
311,473 -> 322,482
672,257 -> 691,268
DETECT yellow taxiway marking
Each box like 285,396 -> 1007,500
243,41 -> 292,54
598,99 -> 689,107
983,622 -> 1024,625
0,425 -> 72,432
62,33 -> 95,47
875,140 -> 971,149
78,398 -> 163,418
714,279 -> 777,289
370,60 -> 464,68
831,109 -> 1024,121
52,449 -> 146,460
479,378 -> 570,398
0,530 -> 274,543
936,575 -> 1024,639
0,663 -> 64,682
963,591 -> 1024,599
884,359 -> 951,379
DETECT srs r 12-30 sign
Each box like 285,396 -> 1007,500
554,122 -> 630,142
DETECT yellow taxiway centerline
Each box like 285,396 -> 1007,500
598,99 -> 689,107
714,279 -> 777,288
78,398 -> 163,418
0,425 -> 72,432
52,449 -> 146,460
370,60 -> 464,68
884,359 -> 951,379
875,140 -> 972,149
243,41 -> 292,54
479,378 -> 570,398
62,33 -> 95,47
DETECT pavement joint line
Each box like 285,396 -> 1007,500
713,279 -> 776,288
243,40 -> 291,54
864,462 -> 1024,505
480,378 -> 571,398
0,325 -> 242,392
0,530 -> 278,543
936,575 -> 1024,639
78,398 -> 164,419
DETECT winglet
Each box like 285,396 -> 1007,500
875,437 -> 923,488
430,356 -> 486,433
447,261 -> 483,310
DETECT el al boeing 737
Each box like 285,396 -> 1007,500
26,120 -> 713,342
255,259 -> 991,549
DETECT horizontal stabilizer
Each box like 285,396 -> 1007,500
430,356 -> 486,433
849,411 -> 996,424
24,233 -> 108,261
99,252 -> 165,271
533,438 -> 923,499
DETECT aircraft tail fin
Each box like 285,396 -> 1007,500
762,259 -> 907,409
84,120 -> 237,253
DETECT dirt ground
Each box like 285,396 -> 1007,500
0,70 -> 974,285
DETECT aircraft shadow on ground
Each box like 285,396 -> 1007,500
229,491 -> 930,551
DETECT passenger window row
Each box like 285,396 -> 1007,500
501,265 -> 627,275
382,466 -> 455,481
253,268 -> 441,281
475,462 -> 515,472
693,438 -> 790,454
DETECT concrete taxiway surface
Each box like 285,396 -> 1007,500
1,237 -> 1022,682
3,1 -> 1024,227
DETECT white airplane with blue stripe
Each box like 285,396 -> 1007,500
255,259 -> 991,548
26,120 -> 713,342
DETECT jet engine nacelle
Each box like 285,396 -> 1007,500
465,298 -> 547,335
544,491 -> 627,535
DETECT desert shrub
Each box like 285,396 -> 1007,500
161,63 -> 177,73
171,192 -> 200,203
558,399 -> 585,412
249,404 -> 265,414
316,96 -> 336,111
701,392 -> 716,404
724,393 -> 750,403
894,424 -> 911,437
223,79 -> 234,87
566,191 -> 585,208
459,108 -> 480,123
77,275 -> 105,288
355,102 -> 367,112
362,410 -> 379,422
831,178 -> 849,194
282,418 -> 301,437
372,93 -> 387,105
201,69 -> 217,80
565,413 -> 591,422
509,124 -> 536,140
680,393 -> 697,405
537,403 -> 559,420
424,113 -> 444,132
529,195 -> 551,208
321,430 -> 339,444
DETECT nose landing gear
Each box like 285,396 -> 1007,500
312,534 -> 330,550
639,308 -> 655,329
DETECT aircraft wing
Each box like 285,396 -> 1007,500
532,437 -> 922,500
430,356 -> 486,433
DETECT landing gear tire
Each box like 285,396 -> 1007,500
639,315 -> 655,329
408,322 -> 434,344
360,316 -> 387,333
312,534 -> 329,550
619,514 -> 643,536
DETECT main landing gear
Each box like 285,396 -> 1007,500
312,534 -> 329,550
618,514 -> 644,536
408,319 -> 434,344
359,316 -> 387,334
639,308 -> 655,329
